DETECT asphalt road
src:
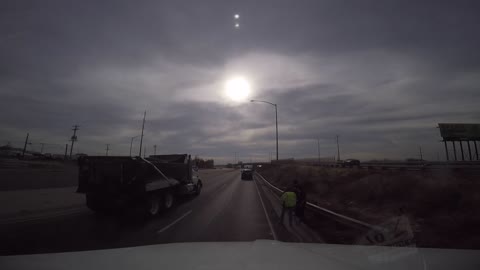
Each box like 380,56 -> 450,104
0,169 -> 298,255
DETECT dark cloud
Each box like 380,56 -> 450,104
1,1 -> 480,163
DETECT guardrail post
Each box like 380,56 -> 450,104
475,141 -> 479,160
452,141 -> 458,161
460,141 -> 465,161
467,141 -> 473,161
444,140 -> 449,161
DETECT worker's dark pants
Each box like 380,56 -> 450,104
295,203 -> 306,223
280,206 -> 295,226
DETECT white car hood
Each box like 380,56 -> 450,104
1,240 -> 479,270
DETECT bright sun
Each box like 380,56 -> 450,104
225,77 -> 251,102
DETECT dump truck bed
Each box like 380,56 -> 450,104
77,155 -> 201,214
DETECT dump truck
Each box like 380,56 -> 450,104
77,154 -> 202,216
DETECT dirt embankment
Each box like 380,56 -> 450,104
257,165 -> 480,249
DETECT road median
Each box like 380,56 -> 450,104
0,186 -> 86,224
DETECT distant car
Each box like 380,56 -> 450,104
241,169 -> 253,180
343,159 -> 360,167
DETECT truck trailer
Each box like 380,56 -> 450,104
77,154 -> 202,217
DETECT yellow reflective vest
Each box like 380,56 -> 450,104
281,191 -> 297,208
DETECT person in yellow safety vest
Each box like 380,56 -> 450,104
280,188 -> 297,226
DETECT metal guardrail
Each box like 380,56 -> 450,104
311,161 -> 480,171
254,172 -> 384,232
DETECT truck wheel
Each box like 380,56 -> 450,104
146,194 -> 161,216
195,182 -> 202,196
162,191 -> 175,210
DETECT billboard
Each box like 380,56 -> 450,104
438,123 -> 480,140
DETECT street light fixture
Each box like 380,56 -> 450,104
130,135 -> 141,157
250,99 -> 279,161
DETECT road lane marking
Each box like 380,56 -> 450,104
254,178 -> 278,240
156,210 -> 193,234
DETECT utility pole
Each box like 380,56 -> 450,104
40,143 -> 45,154
336,135 -> 340,161
69,125 -> 79,158
22,133 -> 30,159
105,144 -> 110,156
154,144 -> 157,155
419,146 -> 423,161
139,111 -> 146,157
317,138 -> 321,165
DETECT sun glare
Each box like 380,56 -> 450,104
225,77 -> 251,102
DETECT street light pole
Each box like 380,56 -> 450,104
139,110 -> 146,157
251,100 -> 279,161
275,103 -> 278,161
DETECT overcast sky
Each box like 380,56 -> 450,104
1,0 -> 480,163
